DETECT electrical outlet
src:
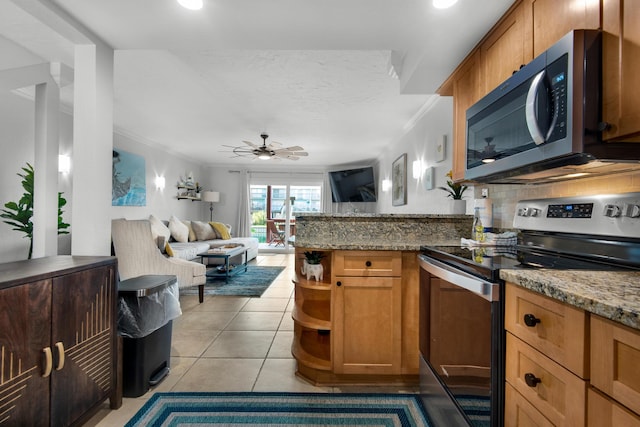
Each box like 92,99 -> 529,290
481,188 -> 489,198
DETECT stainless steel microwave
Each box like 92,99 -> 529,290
465,30 -> 640,184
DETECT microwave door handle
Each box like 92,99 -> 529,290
525,70 -> 547,145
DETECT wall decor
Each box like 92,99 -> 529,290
436,135 -> 446,163
112,149 -> 146,206
392,153 -> 407,206
423,166 -> 435,190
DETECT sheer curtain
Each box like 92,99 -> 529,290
321,172 -> 334,213
236,170 -> 252,237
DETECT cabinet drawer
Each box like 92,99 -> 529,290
505,283 -> 588,378
506,333 -> 587,427
588,387 -> 640,427
591,315 -> 640,415
505,382 -> 554,427
333,251 -> 401,276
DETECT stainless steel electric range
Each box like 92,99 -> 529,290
418,192 -> 640,427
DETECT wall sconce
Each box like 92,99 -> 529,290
412,160 -> 424,179
58,155 -> 71,174
202,191 -> 220,221
382,179 -> 392,192
155,175 -> 166,190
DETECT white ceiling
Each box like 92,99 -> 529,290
1,0 -> 514,168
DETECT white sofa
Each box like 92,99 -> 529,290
154,216 -> 259,265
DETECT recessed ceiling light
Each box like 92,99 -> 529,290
177,0 -> 203,10
433,0 -> 458,9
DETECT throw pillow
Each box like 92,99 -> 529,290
192,220 -> 217,241
182,220 -> 197,242
210,221 -> 232,240
149,214 -> 171,246
169,215 -> 189,243
165,242 -> 174,257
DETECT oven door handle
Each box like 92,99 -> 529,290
418,255 -> 500,302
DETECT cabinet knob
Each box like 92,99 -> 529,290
336,281 -> 342,287
524,373 -> 542,388
523,313 -> 541,327
365,261 -> 372,267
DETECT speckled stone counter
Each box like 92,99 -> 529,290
294,213 -> 472,250
500,269 -> 640,331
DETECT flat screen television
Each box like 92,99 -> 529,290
328,167 -> 377,202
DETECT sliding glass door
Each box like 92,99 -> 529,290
249,183 -> 321,250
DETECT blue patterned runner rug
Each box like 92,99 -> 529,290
125,392 -> 431,426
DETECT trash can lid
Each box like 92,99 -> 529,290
118,275 -> 177,297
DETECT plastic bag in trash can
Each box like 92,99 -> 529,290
118,281 -> 182,338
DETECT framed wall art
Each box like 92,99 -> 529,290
392,153 -> 407,206
112,149 -> 146,206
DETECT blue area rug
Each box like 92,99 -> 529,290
125,392 -> 431,426
180,265 -> 285,297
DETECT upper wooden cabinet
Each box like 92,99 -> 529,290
481,2 -> 529,94
602,0 -> 640,141
527,0 -> 600,57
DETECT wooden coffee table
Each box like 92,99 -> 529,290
198,245 -> 248,280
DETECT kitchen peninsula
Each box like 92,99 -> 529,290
291,213 -> 471,385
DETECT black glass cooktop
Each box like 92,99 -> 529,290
420,244 -> 638,283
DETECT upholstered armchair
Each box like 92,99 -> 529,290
111,219 -> 206,302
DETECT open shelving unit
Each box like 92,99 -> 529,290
292,248 -> 333,377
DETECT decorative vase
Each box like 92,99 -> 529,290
301,259 -> 324,282
450,199 -> 467,214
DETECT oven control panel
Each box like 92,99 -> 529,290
513,192 -> 640,238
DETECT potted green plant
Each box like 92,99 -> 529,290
439,170 -> 468,214
1,163 -> 70,259
301,251 -> 325,282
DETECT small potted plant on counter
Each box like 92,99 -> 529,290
439,169 -> 468,214
301,251 -> 325,282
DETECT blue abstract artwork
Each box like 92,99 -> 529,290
112,149 -> 146,206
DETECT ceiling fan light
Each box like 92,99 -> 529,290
258,153 -> 272,160
177,0 -> 203,10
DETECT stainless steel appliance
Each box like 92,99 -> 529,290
418,192 -> 640,427
465,29 -> 640,184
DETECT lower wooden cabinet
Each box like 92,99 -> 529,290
0,256 -> 120,426
588,387 -> 640,427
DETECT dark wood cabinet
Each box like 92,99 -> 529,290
0,256 -> 120,426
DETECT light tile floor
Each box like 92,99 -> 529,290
85,253 -> 416,426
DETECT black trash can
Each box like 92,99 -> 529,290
117,275 -> 181,397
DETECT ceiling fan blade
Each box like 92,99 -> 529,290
283,146 -> 304,151
242,140 -> 258,148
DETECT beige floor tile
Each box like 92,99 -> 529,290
267,330 -> 294,358
253,359 -> 331,393
172,358 -> 264,392
261,285 -> 294,298
225,311 -> 284,331
278,313 -> 294,331
191,296 -> 249,312
171,328 -> 221,357
173,310 -> 237,331
203,330 -> 276,358
242,297 -> 290,312
85,396 -> 150,427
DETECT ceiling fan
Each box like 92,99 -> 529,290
224,133 -> 308,161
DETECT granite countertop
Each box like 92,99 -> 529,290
296,240 -> 460,251
500,269 -> 640,331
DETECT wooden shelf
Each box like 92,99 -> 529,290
177,196 -> 201,201
292,325 -> 331,371
292,303 -> 331,329
293,273 -> 331,290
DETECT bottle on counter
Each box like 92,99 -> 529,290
473,196 -> 493,233
473,207 -> 485,242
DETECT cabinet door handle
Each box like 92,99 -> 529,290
524,372 -> 541,387
42,347 -> 52,377
523,314 -> 541,327
336,281 -> 342,287
365,261 -> 372,267
55,342 -> 65,371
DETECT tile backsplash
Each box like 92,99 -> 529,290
477,170 -> 640,229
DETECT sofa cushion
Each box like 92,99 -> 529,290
169,215 -> 189,243
149,214 -> 171,247
182,220 -> 197,241
192,220 -> 217,241
210,221 -> 232,240
168,241 -> 210,260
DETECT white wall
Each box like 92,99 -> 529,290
376,96 -> 472,214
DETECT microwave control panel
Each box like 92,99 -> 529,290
513,193 -> 640,238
